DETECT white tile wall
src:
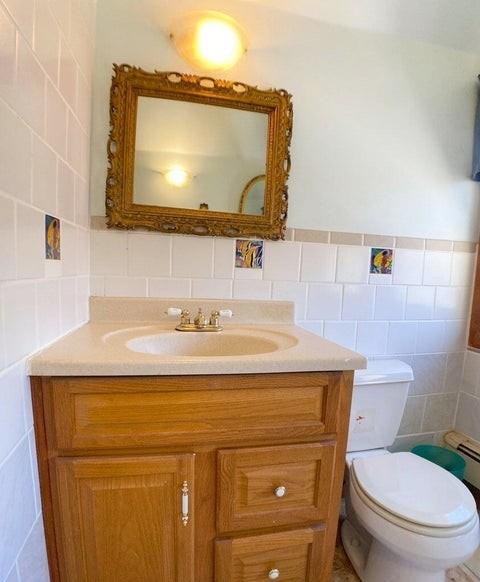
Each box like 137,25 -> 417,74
93,233 -> 476,455
456,349 -> 480,442
0,0 -> 94,579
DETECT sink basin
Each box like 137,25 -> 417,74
125,329 -> 296,357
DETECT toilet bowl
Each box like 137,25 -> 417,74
342,360 -> 480,582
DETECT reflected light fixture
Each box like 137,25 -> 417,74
163,166 -> 191,188
170,11 -> 247,72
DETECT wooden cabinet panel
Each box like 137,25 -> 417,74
52,454 -> 194,582
44,373 -> 340,452
215,527 -> 325,582
217,442 -> 336,533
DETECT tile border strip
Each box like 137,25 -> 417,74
90,216 -> 478,253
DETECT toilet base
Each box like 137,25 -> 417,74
341,519 -> 447,582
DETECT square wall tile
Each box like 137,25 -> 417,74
300,243 -> 336,282
398,396 -> 426,436
149,278 -> 191,298
451,252 -> 475,287
32,137 -> 57,212
443,320 -> 467,353
45,81 -> 67,158
410,354 -> 446,395
2,0 -> 34,44
233,279 -> 271,300
272,281 -> 307,320
235,239 -> 263,271
0,4 -> 16,106
61,222 -> 77,276
214,238 -> 235,279
463,350 -> 480,395
192,279 -> 232,299
342,285 -> 375,320
263,241 -> 301,281
336,246 -> 369,283
392,249 -> 424,285
324,321 -> 357,350
297,321 -> 324,336
0,99 -> 31,202
0,363 -> 26,465
0,438 -> 36,582
423,251 -> 452,286
0,195 -> 16,280
104,276 -> 147,298
33,0 -> 60,82
60,277 -> 77,333
127,233 -> 171,277
416,321 -> 445,354
57,160 -> 75,222
16,517 -> 49,582
2,282 -> 37,366
387,321 -> 417,355
91,231 -> 127,276
307,284 -> 343,320
16,37 -> 45,136
405,286 -> 435,320
36,279 -> 60,346
172,236 -> 213,278
374,286 -> 406,321
444,352 -> 465,393
434,287 -> 470,320
422,393 -> 457,432
16,205 -> 44,279
455,392 -> 480,441
59,38 -> 77,107
356,321 -> 388,356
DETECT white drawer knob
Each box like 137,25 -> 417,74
268,569 -> 280,580
274,486 -> 287,498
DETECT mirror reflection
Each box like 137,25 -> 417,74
133,97 -> 269,215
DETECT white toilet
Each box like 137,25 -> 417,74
342,359 -> 480,582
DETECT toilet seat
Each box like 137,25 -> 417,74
351,452 -> 477,532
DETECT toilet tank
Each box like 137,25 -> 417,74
347,359 -> 414,453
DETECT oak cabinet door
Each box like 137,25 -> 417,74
52,454 -> 195,582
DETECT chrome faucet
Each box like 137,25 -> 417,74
166,307 -> 233,332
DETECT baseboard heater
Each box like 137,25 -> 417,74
444,431 -> 480,489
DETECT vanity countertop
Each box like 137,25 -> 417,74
27,297 -> 366,376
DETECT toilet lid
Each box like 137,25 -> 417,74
352,452 -> 477,528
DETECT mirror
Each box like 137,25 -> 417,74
133,97 -> 268,215
106,65 -> 292,239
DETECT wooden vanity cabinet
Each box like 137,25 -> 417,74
31,371 -> 353,582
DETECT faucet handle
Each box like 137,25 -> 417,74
218,309 -> 233,318
166,307 -> 182,316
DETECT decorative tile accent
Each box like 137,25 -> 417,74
294,228 -> 330,243
370,248 -> 393,275
364,234 -> 395,248
235,239 -> 263,269
331,231 -> 364,246
45,214 -> 60,260
426,239 -> 454,252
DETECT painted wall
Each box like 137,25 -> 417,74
0,0 -> 95,579
90,0 -> 480,241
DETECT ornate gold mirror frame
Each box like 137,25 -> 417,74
106,65 -> 292,240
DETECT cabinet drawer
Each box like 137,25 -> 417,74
215,527 -> 325,582
42,374 -> 340,452
217,442 -> 336,533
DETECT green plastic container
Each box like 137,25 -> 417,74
411,445 -> 465,480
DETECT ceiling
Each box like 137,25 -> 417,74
147,0 -> 480,55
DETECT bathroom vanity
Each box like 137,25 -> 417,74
29,298 -> 365,582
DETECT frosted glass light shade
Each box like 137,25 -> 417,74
170,11 -> 247,72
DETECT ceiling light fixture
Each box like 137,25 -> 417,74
170,11 -> 247,72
